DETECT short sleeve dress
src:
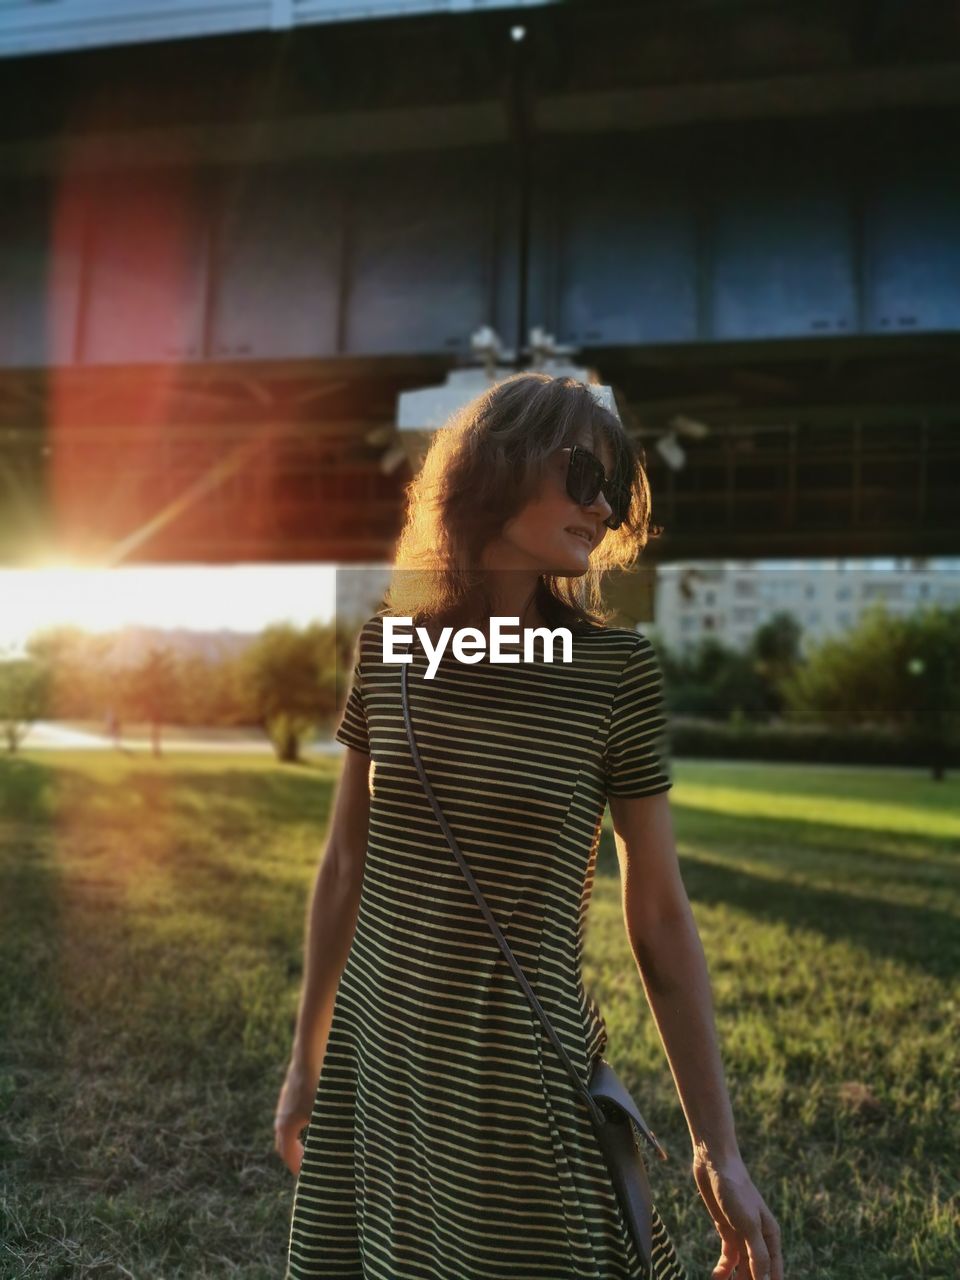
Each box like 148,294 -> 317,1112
286,613 -> 688,1280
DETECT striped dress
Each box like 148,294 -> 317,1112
286,612 -> 688,1280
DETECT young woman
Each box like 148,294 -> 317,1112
275,372 -> 783,1280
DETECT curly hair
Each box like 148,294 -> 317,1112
383,371 -> 663,640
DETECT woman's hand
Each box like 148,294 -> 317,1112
274,1058 -> 318,1177
692,1149 -> 783,1280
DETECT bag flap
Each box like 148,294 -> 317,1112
589,1057 -> 670,1162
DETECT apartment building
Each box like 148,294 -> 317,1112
653,559 -> 960,654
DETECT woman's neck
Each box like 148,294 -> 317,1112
482,576 -> 545,634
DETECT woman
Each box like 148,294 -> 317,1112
275,372 -> 783,1280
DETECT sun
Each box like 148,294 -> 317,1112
0,563 -> 145,656
0,562 -> 338,659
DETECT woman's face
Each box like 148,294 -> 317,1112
485,429 -> 616,576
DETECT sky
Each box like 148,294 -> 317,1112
1,556 -> 958,659
0,564 -> 338,658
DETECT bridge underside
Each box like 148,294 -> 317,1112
2,335 -> 958,566
1,1 -> 959,565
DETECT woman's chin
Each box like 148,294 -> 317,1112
549,558 -> 589,579
533,543 -> 590,577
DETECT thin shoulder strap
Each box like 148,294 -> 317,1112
400,659 -> 609,1132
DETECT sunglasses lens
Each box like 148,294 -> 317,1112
567,448 -> 629,529
604,483 -> 628,530
566,450 -> 603,505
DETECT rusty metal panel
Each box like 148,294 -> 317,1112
711,186 -> 856,339
709,138 -> 857,340
210,167 -> 342,360
536,144 -> 699,347
4,131 -> 960,371
80,169 -> 211,365
0,177 -> 85,368
343,154 -> 497,356
0,181 -> 53,369
865,147 -> 960,334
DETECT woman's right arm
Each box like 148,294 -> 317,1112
274,745 -> 371,1176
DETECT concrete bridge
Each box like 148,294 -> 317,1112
1,0 -> 958,564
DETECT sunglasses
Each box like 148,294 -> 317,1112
561,446 -> 630,530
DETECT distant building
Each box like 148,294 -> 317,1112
103,626 -> 259,666
653,559 -> 960,655
335,564 -> 392,631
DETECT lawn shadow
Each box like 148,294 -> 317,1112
147,761 -> 336,833
0,755 -> 59,824
598,799 -> 959,981
1,756 -> 334,985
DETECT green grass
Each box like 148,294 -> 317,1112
1,753 -> 957,1278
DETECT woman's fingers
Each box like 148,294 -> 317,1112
740,1195 -> 783,1280
694,1163 -> 740,1278
710,1236 -> 740,1278
274,1111 -> 308,1176
760,1205 -> 783,1280
741,1223 -> 773,1280
724,1210 -> 781,1280
694,1154 -> 784,1280
274,1060 -> 318,1176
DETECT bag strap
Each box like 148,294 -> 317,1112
400,659 -> 610,1133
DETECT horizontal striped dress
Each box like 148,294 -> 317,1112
286,611 -> 688,1280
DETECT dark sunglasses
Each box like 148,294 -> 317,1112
561,446 -> 629,530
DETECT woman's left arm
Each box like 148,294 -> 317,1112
607,789 -> 784,1280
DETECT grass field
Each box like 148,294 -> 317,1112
1,752 -> 957,1279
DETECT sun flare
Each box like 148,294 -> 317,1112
0,563 -> 338,658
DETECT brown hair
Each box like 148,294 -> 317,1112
383,371 -> 663,639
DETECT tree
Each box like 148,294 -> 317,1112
656,634 -> 771,722
26,626 -> 113,719
177,651 -> 250,727
126,646 -> 182,758
781,603 -> 960,781
0,658 -> 50,752
240,623 -> 339,764
897,605 -> 960,781
749,611 -> 804,717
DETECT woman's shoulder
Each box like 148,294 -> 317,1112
549,623 -> 651,684
356,610 -> 387,651
578,622 -> 653,655
342,612 -> 386,672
